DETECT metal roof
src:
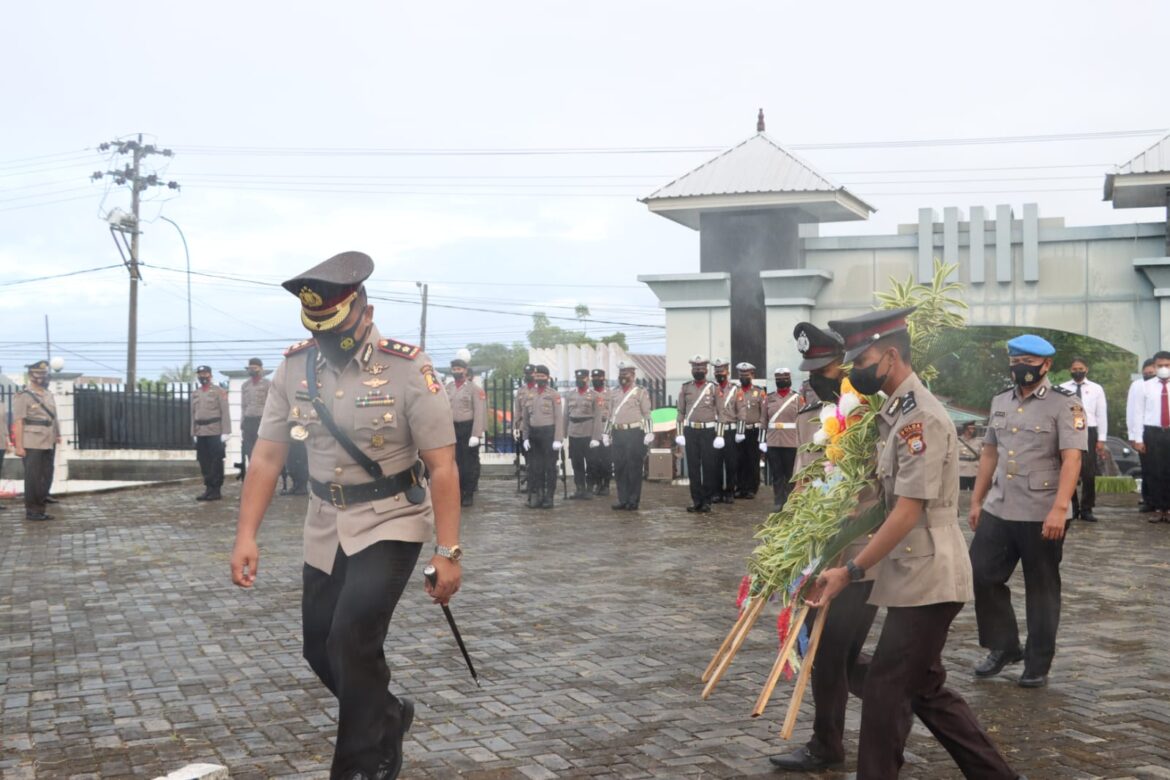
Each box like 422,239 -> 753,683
1115,133 -> 1170,175
1104,132 -> 1170,208
641,133 -> 875,228
628,353 -> 665,384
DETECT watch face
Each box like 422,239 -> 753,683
450,546 -> 463,562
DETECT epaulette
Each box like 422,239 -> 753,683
284,338 -> 315,357
379,338 -> 421,359
1052,385 -> 1076,397
798,400 -> 823,415
994,386 -> 1015,396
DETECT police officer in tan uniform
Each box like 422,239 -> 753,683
446,349 -> 486,507
676,355 -> 721,513
588,368 -> 612,495
513,363 -> 536,492
239,357 -> 271,481
761,367 -> 800,511
231,251 -> 461,780
564,368 -> 601,500
12,361 -> 60,521
711,358 -> 742,504
969,334 -> 1085,688
735,362 -> 767,498
0,395 -> 9,512
602,361 -> 654,511
191,365 -> 231,501
810,308 -> 1018,780
519,364 -> 564,509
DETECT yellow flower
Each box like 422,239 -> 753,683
822,417 -> 841,437
826,445 -> 845,462
841,377 -> 857,396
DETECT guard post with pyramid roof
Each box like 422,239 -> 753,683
638,110 -> 874,388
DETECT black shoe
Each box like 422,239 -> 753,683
697,503 -> 712,513
626,504 -> 639,511
745,491 -> 756,499
1080,510 -> 1097,522
25,513 -> 53,521
541,496 -> 554,509
195,491 -> 210,501
768,745 -> 843,771
974,647 -> 1024,678
596,486 -> 610,496
44,496 -> 60,504
1149,512 -> 1165,524
375,697 -> 414,780
710,494 -> 724,504
290,487 -> 308,496
460,494 -> 473,507
205,491 -> 222,501
1139,502 -> 1154,513
686,504 -> 700,513
1018,671 -> 1048,688
612,502 -> 628,510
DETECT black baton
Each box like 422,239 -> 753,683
424,565 -> 480,686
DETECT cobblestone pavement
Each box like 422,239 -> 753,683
2,480 -> 1169,779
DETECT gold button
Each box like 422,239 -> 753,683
334,467 -> 343,476
1007,474 -> 1014,479
867,533 -> 874,539
335,390 -> 345,398
904,546 -> 912,553
1008,450 -> 1015,456
1043,482 -> 1050,487
394,495 -> 401,502
1012,427 -> 1018,433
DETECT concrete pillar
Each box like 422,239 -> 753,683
638,273 -> 732,391
49,372 -> 83,486
1134,257 -> 1170,350
760,270 -> 834,377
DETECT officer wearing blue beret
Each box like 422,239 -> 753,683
968,334 -> 1086,689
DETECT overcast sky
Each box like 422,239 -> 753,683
2,0 -> 1166,380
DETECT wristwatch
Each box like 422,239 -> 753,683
435,544 -> 463,563
845,559 -> 865,581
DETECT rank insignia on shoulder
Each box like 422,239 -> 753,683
1053,385 -> 1075,397
285,339 -> 315,356
419,363 -> 442,393
899,391 -> 917,415
379,338 -> 421,359
898,421 -> 926,455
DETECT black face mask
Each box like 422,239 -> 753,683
850,356 -> 889,396
808,373 -> 841,403
535,378 -> 548,388
576,379 -> 587,389
692,370 -> 707,382
317,306 -> 368,364
775,379 -> 792,390
592,379 -> 605,390
739,377 -> 752,388
32,374 -> 50,387
619,375 -> 633,387
1070,370 -> 1087,382
1011,363 -> 1045,388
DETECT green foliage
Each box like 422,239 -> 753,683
160,363 -> 195,383
875,260 -> 968,384
527,312 -> 628,351
467,342 -> 528,382
1095,476 -> 1137,495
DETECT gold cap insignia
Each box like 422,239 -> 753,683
299,286 -> 324,307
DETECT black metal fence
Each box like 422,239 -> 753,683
74,384 -> 193,450
1,385 -> 19,432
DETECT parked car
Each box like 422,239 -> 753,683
1104,436 -> 1141,478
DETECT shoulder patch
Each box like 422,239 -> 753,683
1071,403 -> 1086,430
1053,385 -> 1075,397
898,421 -> 927,455
379,338 -> 421,360
284,338 -> 315,357
899,391 -> 917,415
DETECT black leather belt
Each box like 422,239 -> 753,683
24,419 -> 52,426
310,463 -> 424,509
194,417 -> 221,425
569,416 -> 592,423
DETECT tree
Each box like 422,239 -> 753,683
575,304 -> 590,336
160,363 -> 195,383
467,342 -> 528,382
527,311 -> 627,350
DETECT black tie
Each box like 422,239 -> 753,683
1075,383 -> 1082,398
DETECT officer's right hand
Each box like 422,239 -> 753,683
675,435 -> 686,447
602,434 -> 611,447
523,439 -> 530,451
968,503 -> 982,531
1133,441 -> 1146,455
231,537 -> 260,588
713,436 -> 725,449
1041,507 -> 1067,541
589,439 -> 600,449
15,445 -> 26,458
758,442 -> 768,453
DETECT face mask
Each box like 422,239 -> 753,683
592,379 -> 605,390
775,379 -> 792,390
850,355 -> 889,396
739,377 -> 752,388
576,379 -> 587,389
317,306 -> 367,364
32,374 -> 49,387
1158,366 -> 1170,380
452,369 -> 466,381
808,373 -> 841,403
198,376 -> 211,386
248,367 -> 261,376
714,373 -> 727,383
1070,370 -> 1086,382
535,378 -> 548,388
692,370 -> 707,382
619,375 -> 632,387
1011,363 -> 1045,388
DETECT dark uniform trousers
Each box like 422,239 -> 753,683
1144,425 -> 1170,511
241,416 -> 262,471
587,442 -> 611,492
767,446 -> 797,508
807,581 -> 876,763
735,429 -> 761,494
612,429 -> 646,507
303,541 -> 422,779
453,420 -> 481,498
852,602 -> 1017,780
714,435 -> 738,498
970,510 -> 1063,676
527,425 -> 558,499
684,427 -> 718,506
1070,425 -> 1097,516
568,436 -> 592,492
23,447 -> 55,515
195,435 -> 225,492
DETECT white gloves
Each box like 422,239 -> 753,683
221,434 -> 229,443
675,435 -> 686,447
713,436 -> 725,449
513,428 -> 522,441
759,442 -> 769,453
602,434 -> 611,447
193,436 -> 198,444
735,433 -> 746,444
589,439 -> 600,449
523,439 -> 531,451
643,433 -> 655,446
552,440 -> 563,451
467,436 -> 480,448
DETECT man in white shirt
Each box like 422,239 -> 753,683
1127,351 -> 1170,523
1059,357 -> 1107,523
1127,358 -> 1158,514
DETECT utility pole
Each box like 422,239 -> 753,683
92,135 -> 179,388
159,216 -> 193,371
417,282 -> 429,351
44,315 -> 51,364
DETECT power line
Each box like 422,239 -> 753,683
0,265 -> 125,288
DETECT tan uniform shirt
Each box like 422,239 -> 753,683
13,387 -> 59,449
258,325 -> 456,574
191,385 -> 231,436
446,380 -> 486,434
741,385 -> 767,427
763,390 -> 801,447
564,387 -> 602,439
514,383 -> 534,437
715,382 -> 744,431
520,387 -> 565,439
869,373 -> 974,608
594,390 -> 611,435
241,377 -> 271,419
677,380 -> 718,427
957,435 -> 981,479
605,384 -> 652,431
982,379 -> 1086,522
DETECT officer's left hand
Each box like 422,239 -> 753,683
642,433 -> 654,446
467,436 -> 480,448
713,436 -> 725,449
758,442 -> 768,453
220,434 -> 228,443
425,555 -> 462,605
1095,441 -> 1106,456
589,439 -> 600,448
806,566 -> 849,607
735,433 -> 746,443
552,440 -> 563,451
1041,507 -> 1067,541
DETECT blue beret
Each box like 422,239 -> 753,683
1006,335 -> 1055,357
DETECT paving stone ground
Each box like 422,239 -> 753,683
1,479 -> 1169,779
